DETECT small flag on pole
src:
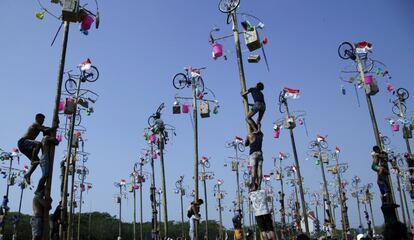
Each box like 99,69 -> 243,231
283,87 -> 300,99
335,146 -> 341,153
80,58 -> 92,71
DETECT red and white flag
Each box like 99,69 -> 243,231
335,146 -> 341,153
283,87 -> 300,99
190,68 -> 201,78
356,41 -> 373,53
235,136 -> 243,142
80,58 -> 92,71
316,134 -> 326,142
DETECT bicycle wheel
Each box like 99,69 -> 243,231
74,114 -> 81,126
362,58 -> 374,73
65,79 -> 77,95
156,102 -> 165,114
381,136 -> 391,146
237,142 -> 245,152
84,66 -> 99,82
175,180 -> 181,189
319,141 -> 328,150
172,73 -> 187,89
195,76 -> 204,93
392,102 -> 406,116
397,88 -> 409,101
148,115 -> 156,127
338,42 -> 355,60
219,0 -> 240,13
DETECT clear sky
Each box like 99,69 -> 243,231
1,0 -> 414,231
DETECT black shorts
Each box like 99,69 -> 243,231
18,138 -> 38,159
255,214 -> 273,232
251,102 -> 266,115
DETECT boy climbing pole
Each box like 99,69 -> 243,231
242,82 -> 266,132
245,130 -> 264,192
17,113 -> 56,185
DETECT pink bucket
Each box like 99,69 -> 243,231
81,15 -> 94,31
212,43 -> 223,59
364,75 -> 373,85
182,103 -> 190,113
58,101 -> 65,111
273,130 -> 280,139
391,123 -> 400,132
150,134 -> 157,143
386,83 -> 394,92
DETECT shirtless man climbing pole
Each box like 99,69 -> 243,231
17,113 -> 56,185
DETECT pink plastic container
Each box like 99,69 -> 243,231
182,103 -> 190,113
212,43 -> 223,59
273,130 -> 280,139
391,123 -> 400,132
386,83 -> 394,92
81,15 -> 94,31
58,101 -> 65,111
364,75 -> 373,85
149,134 -> 157,143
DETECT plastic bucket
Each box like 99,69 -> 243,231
58,101 -> 65,111
212,43 -> 223,58
392,123 -> 400,132
273,130 -> 280,139
149,134 -> 157,143
81,15 -> 94,31
182,103 -> 190,113
364,75 -> 373,85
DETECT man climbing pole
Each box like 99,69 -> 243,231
371,146 -> 391,203
242,82 -> 266,132
232,210 -> 243,240
187,199 -> 203,240
35,131 -> 60,194
17,113 -> 56,185
30,189 -> 52,240
371,145 -> 399,223
245,130 -> 264,192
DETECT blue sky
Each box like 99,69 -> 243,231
1,0 -> 414,231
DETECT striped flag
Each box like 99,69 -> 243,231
283,87 -> 300,99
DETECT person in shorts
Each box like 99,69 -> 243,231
256,214 -> 275,240
17,113 -> 55,185
245,130 -> 264,191
242,82 -> 266,132
232,210 -> 243,240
